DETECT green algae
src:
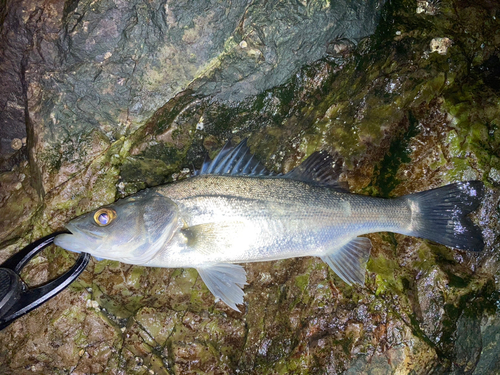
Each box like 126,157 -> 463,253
368,254 -> 403,295
414,243 -> 440,273
294,274 -> 310,293
120,157 -> 172,190
374,111 -> 420,197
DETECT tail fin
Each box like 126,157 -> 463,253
405,181 -> 484,252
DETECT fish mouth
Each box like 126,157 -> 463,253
54,232 -> 84,253
64,222 -> 106,240
54,223 -> 105,254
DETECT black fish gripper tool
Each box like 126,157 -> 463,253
0,232 -> 90,330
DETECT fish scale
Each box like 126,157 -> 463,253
151,175 -> 411,263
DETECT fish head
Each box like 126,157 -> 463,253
55,190 -> 181,264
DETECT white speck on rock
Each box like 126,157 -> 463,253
416,0 -> 439,15
489,168 -> 500,183
86,299 -> 100,310
196,117 -> 204,130
430,37 -> 452,55
11,138 -> 22,150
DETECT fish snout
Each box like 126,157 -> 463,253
54,229 -> 97,254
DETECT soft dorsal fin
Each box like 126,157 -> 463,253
283,150 -> 347,191
194,139 -> 347,191
194,139 -> 276,177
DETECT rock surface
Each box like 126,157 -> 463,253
1,0 -> 500,374
0,0 -> 382,177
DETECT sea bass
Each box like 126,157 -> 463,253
55,140 -> 484,311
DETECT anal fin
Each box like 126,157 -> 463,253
320,237 -> 371,285
197,263 -> 247,311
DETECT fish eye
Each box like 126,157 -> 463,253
93,208 -> 116,226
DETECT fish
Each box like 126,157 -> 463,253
54,139 -> 484,311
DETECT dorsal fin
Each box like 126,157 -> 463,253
194,139 -> 276,177
284,151 -> 348,191
194,139 -> 348,191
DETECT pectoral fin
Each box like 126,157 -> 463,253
197,263 -> 247,311
320,237 -> 371,285
182,222 -> 249,255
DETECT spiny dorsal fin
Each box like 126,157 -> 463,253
194,139 -> 276,177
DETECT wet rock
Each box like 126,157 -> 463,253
0,0 -> 383,191
416,267 -> 447,342
473,313 -> 500,374
453,310 -> 482,373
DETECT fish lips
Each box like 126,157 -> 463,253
54,224 -> 102,254
54,232 -> 84,254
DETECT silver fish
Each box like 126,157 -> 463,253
55,140 -> 484,311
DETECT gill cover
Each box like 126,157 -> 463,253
123,191 -> 180,263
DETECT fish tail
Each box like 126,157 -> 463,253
404,181 -> 484,252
